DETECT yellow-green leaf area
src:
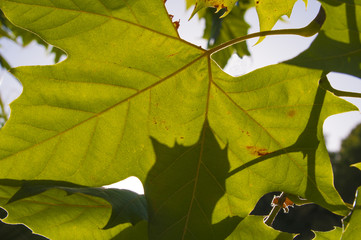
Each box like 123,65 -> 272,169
189,0 -> 238,19
226,216 -> 293,239
0,0 -> 356,226
255,0 -> 306,33
0,185 -> 134,240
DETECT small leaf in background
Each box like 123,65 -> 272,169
204,5 -> 251,68
0,10 -> 65,65
254,0 -> 307,42
287,1 -> 361,80
189,0 -> 238,19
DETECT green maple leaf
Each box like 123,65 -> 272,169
0,182 -> 148,239
203,5 -> 250,68
254,0 -> 307,43
0,0 -> 358,238
287,0 -> 361,79
255,0 -> 307,32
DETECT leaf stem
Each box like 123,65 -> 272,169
208,6 -> 326,56
264,192 -> 287,226
320,76 -> 361,99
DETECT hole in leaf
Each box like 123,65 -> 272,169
0,206 -> 8,219
103,176 -> 144,195
250,192 -> 343,237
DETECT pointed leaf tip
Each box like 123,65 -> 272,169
189,0 -> 237,20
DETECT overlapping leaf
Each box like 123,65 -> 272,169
288,0 -> 361,79
203,5 -> 250,68
255,0 -> 305,32
0,0 -> 358,238
189,0 -> 238,19
5,180 -> 148,228
145,125 -> 241,239
0,181 -> 147,239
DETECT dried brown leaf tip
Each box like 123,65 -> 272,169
168,14 -> 180,30
272,195 -> 294,213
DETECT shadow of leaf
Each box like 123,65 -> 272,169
227,80 -> 348,214
145,123 -> 241,239
286,0 -> 361,79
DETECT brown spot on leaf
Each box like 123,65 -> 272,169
287,110 -> 296,117
167,52 -> 180,57
246,146 -> 269,156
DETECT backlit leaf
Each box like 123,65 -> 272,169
226,215 -> 293,239
0,181 -> 147,239
0,0 -> 357,238
204,5 -> 250,68
145,124 -> 242,239
254,0 -> 306,42
287,0 -> 361,79
189,0 -> 238,19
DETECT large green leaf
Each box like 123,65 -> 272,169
0,0 -> 358,238
0,181 -> 147,239
287,0 -> 361,79
5,180 -> 148,228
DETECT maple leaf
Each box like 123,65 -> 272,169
0,180 -> 148,239
287,0 -> 361,80
203,5 -> 251,68
255,0 -> 307,32
0,0 -> 358,238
